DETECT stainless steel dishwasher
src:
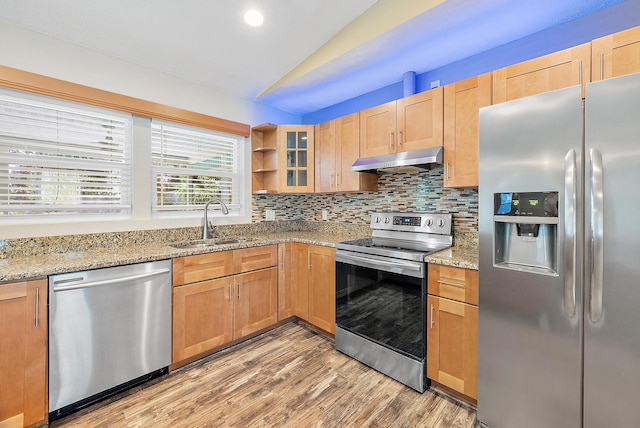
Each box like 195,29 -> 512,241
48,259 -> 172,420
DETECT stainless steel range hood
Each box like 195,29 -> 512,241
351,146 -> 443,173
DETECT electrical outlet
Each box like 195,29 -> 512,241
322,210 -> 328,220
265,209 -> 275,221
430,80 -> 440,89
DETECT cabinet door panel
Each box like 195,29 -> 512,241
428,264 -> 479,305
233,245 -> 277,274
443,73 -> 491,188
592,26 -> 640,80
314,120 -> 336,192
173,277 -> 233,362
277,243 -> 295,320
292,243 -> 309,320
0,279 -> 47,427
173,251 -> 233,286
427,295 -> 478,400
234,268 -> 278,339
493,43 -> 590,102
397,88 -> 444,151
359,101 -> 396,157
337,112 -> 376,192
308,246 -> 336,334
277,125 -> 315,193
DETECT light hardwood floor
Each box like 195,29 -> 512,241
51,323 -> 476,427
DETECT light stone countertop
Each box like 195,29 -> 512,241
0,231 -> 478,283
425,244 -> 478,270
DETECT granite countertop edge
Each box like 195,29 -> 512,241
1,232 -> 478,283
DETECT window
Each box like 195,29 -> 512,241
151,120 -> 243,215
0,89 -> 132,217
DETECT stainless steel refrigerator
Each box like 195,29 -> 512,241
477,72 -> 640,428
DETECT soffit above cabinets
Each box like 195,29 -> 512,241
0,0 -> 624,115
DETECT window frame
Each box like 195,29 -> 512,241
0,87 -> 134,218
0,66 -> 251,239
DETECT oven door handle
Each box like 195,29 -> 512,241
335,251 -> 424,278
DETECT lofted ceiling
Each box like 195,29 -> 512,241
0,0 -> 624,116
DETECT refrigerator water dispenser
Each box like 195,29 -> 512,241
493,192 -> 558,274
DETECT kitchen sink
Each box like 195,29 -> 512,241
170,238 -> 254,249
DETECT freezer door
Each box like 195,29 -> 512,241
477,86 -> 583,428
584,72 -> 640,428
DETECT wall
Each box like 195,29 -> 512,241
0,18 -> 302,238
253,167 -> 478,241
303,0 -> 640,124
0,19 -> 300,127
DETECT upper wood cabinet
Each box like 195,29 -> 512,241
315,120 -> 336,193
315,113 -> 377,193
396,88 -> 444,152
0,279 -> 47,428
251,124 -> 315,194
443,73 -> 492,188
592,26 -> 640,81
359,87 -> 444,158
493,42 -> 591,103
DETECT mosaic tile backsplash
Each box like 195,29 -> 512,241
253,167 -> 478,241
1,167 -> 477,259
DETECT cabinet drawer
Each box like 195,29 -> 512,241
233,245 -> 278,274
428,264 -> 478,305
173,251 -> 233,286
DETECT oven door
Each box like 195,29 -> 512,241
335,250 -> 426,361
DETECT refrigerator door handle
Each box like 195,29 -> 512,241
564,150 -> 577,318
590,148 -> 604,323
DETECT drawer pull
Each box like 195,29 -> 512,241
438,279 -> 465,288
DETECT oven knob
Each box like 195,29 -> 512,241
425,219 -> 433,226
384,217 -> 390,224
375,217 -> 381,223
437,219 -> 446,227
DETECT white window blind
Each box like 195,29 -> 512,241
0,90 -> 132,217
151,120 -> 242,215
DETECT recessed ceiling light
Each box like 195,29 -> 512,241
244,10 -> 264,27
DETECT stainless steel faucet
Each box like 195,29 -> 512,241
202,198 -> 230,239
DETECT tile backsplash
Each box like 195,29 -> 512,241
252,167 -> 478,241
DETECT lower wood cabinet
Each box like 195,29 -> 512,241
172,276 -> 234,362
427,264 -> 478,401
277,243 -> 295,320
290,243 -> 336,334
427,295 -> 478,401
307,246 -> 336,334
0,279 -> 47,428
233,268 -> 278,338
172,246 -> 278,366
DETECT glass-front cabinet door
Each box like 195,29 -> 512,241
277,125 -> 315,193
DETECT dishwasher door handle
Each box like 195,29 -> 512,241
53,268 -> 171,292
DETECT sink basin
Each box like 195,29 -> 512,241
170,238 -> 253,249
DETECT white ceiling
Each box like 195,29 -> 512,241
0,0 -> 624,116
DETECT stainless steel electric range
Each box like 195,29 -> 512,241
335,212 -> 453,392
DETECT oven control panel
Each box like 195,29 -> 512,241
370,212 -> 452,235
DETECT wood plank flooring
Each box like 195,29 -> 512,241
51,323 -> 476,428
